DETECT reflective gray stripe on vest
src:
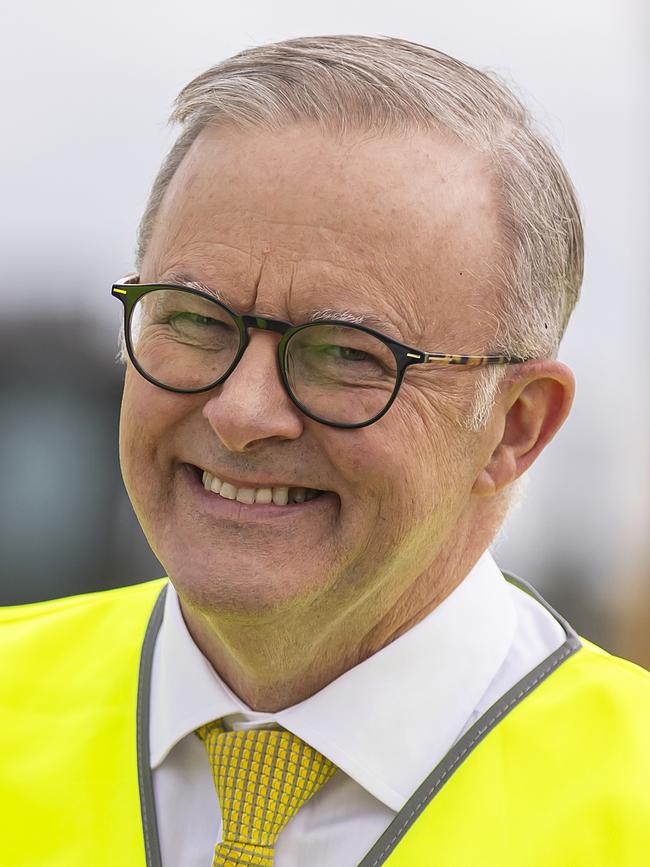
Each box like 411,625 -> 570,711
357,572 -> 581,866
137,583 -> 166,867
136,573 -> 581,867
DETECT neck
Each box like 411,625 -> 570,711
178,515 -> 499,711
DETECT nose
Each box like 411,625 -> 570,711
201,332 -> 304,452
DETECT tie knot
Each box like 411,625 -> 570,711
197,724 -> 335,861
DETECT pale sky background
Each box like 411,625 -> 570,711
1,0 -> 648,620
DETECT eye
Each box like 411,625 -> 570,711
320,345 -> 372,362
169,312 -> 214,326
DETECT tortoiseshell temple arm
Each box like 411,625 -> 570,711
423,352 -> 529,367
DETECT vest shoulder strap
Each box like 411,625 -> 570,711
368,637 -> 650,866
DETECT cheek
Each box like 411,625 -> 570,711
329,400 -> 457,525
368,394 -> 474,519
118,369 -> 183,496
119,374 -> 154,509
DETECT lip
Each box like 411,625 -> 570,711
180,463 -> 338,522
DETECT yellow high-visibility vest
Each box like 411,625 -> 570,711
1,576 -> 649,866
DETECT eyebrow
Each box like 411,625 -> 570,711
308,308 -> 402,338
160,271 -> 404,340
162,270 -> 228,304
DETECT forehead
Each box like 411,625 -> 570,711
144,123 -> 502,345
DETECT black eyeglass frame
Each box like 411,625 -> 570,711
112,275 -> 529,430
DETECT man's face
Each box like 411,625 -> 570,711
120,123 -> 503,630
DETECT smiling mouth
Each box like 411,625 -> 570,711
189,465 -> 327,506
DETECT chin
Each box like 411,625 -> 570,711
167,555 -> 325,619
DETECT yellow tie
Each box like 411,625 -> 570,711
196,722 -> 336,866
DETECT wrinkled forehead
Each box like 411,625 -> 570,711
143,124 -> 503,346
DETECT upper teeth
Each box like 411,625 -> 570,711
202,471 -> 316,506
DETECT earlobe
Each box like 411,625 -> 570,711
472,362 -> 575,497
472,445 -> 518,496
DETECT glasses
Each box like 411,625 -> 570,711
112,276 -> 528,429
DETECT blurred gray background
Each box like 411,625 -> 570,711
1,0 -> 648,667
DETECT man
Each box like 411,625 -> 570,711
2,34 -> 649,867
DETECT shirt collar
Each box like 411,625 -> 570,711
149,550 -> 516,811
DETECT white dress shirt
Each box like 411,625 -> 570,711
150,551 -> 566,866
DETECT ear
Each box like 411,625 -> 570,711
472,361 -> 575,497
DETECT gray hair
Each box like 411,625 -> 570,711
128,34 -> 584,430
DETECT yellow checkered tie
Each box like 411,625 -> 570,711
196,722 -> 336,866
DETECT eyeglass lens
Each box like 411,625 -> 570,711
129,288 -> 398,425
